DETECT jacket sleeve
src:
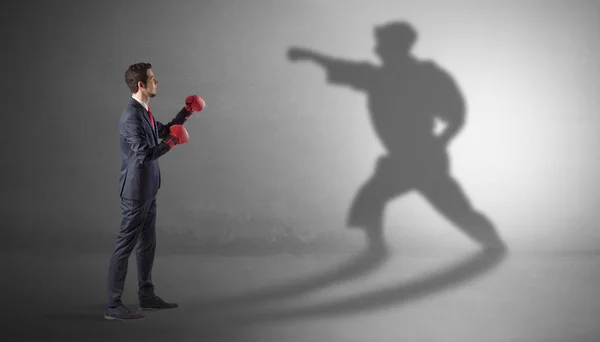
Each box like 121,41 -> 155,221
156,107 -> 192,140
122,113 -> 172,166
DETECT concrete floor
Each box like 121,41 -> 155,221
3,246 -> 600,342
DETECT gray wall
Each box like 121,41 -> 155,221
3,0 -> 600,255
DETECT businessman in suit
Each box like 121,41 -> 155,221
105,62 -> 205,321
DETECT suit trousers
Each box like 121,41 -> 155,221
106,196 -> 157,307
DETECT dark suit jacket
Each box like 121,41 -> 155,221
118,98 -> 190,200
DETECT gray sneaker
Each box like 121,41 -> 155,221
104,304 -> 146,321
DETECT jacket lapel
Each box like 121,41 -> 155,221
129,98 -> 159,145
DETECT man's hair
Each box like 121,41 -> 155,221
124,62 -> 152,93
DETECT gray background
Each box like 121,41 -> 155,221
4,0 -> 600,255
3,1 -> 600,341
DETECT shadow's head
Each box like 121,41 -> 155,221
374,21 -> 417,64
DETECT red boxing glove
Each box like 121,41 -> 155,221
164,124 -> 189,148
184,95 -> 205,113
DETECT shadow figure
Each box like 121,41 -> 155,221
288,21 -> 506,251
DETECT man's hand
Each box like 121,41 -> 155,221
163,124 -> 189,148
185,95 -> 205,113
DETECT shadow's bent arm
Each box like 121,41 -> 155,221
288,47 -> 338,68
428,63 -> 467,146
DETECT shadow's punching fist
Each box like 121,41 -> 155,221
287,47 -> 314,61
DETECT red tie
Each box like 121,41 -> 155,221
147,107 -> 156,130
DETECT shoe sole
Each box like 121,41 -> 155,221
138,306 -> 178,311
104,314 -> 146,321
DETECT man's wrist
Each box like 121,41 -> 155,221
163,135 -> 178,148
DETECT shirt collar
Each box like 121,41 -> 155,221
131,95 -> 149,111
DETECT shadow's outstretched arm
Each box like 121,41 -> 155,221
287,46 -> 373,92
287,47 -> 337,67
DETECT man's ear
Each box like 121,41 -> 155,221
138,81 -> 145,90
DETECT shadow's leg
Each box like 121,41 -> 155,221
419,173 -> 507,251
347,156 -> 412,250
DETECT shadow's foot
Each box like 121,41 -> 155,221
482,239 -> 509,254
363,228 -> 389,255
346,217 -> 369,230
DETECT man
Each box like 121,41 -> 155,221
105,62 -> 205,321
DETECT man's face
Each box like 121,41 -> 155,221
141,69 -> 158,97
